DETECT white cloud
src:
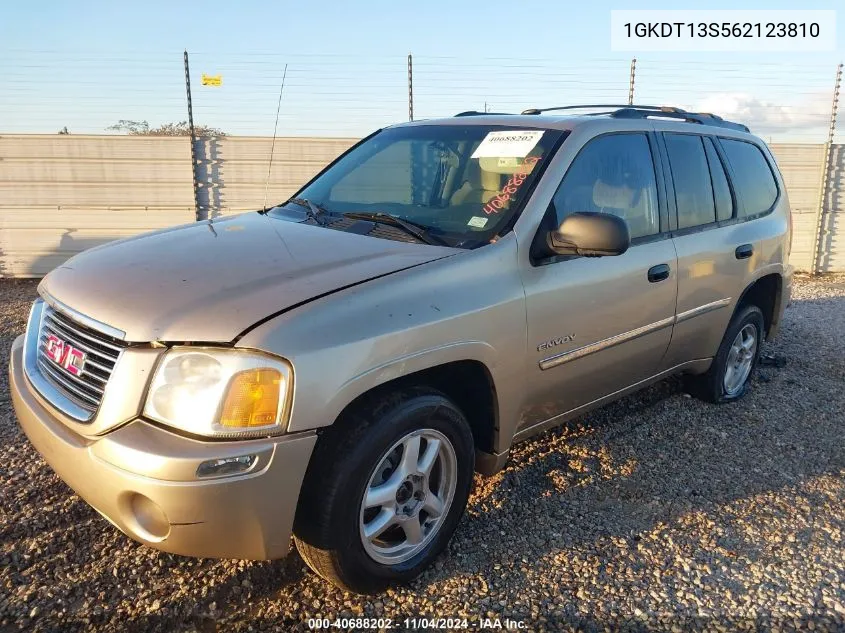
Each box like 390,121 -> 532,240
693,93 -> 829,134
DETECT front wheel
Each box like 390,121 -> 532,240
293,388 -> 474,593
685,304 -> 764,403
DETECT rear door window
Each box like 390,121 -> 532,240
704,137 -> 734,222
664,134 -> 716,230
719,139 -> 778,217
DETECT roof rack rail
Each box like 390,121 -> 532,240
612,107 -> 750,132
521,104 -> 678,115
521,104 -> 750,133
454,110 -> 513,117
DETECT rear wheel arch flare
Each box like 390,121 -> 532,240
735,273 -> 782,338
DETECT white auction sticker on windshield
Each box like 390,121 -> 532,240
467,216 -> 489,228
471,130 -> 544,159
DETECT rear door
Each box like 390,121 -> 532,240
658,132 -> 760,368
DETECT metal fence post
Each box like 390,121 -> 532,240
628,58 -> 637,105
811,62 -> 843,275
408,53 -> 414,122
184,50 -> 202,221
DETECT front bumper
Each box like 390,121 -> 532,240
10,335 -> 317,560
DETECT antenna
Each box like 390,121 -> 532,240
262,63 -> 288,211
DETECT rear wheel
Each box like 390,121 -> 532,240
293,388 -> 474,594
685,304 -> 764,403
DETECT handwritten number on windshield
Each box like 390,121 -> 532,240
483,156 -> 541,215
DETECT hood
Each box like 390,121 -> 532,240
41,213 -> 458,342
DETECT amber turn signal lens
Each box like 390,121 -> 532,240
219,368 -> 283,428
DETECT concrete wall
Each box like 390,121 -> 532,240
768,144 -> 826,273
0,134 -> 196,277
815,145 -> 845,273
1,134 -> 843,277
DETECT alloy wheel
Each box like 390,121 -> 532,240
723,323 -> 758,396
359,429 -> 457,565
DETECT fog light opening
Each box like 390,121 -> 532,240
126,493 -> 170,542
196,454 -> 257,479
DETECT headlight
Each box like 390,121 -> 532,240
143,348 -> 293,438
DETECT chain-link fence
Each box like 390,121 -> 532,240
0,50 -> 841,143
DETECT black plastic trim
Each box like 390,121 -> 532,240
648,263 -> 671,283
647,129 -> 671,234
703,136 -> 738,221
653,131 -> 679,233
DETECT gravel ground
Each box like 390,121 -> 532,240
1,275 -> 843,633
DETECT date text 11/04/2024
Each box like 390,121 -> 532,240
307,617 -> 527,630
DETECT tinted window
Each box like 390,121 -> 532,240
665,134 -> 715,229
704,137 -> 734,221
552,133 -> 659,239
720,139 -> 778,217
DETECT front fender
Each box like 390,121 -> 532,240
235,236 -> 527,445
334,340 -> 498,410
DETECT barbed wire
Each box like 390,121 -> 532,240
0,50 -> 840,142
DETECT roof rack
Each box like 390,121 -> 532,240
454,110 -> 513,117
520,104 -> 750,133
521,104 -> 677,115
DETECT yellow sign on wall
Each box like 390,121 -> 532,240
201,74 -> 222,87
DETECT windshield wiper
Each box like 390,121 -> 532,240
285,197 -> 332,226
342,212 -> 447,246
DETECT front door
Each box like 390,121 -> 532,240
518,132 -> 678,432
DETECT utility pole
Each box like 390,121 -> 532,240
811,62 -> 842,274
184,50 -> 201,221
628,58 -> 637,105
407,54 -> 414,122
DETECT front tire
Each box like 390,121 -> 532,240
685,304 -> 764,403
293,388 -> 474,594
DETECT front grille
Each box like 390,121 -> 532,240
36,304 -> 125,415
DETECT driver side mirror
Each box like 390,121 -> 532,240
545,211 -> 630,258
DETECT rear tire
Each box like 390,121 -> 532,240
293,387 -> 474,594
685,304 -> 764,404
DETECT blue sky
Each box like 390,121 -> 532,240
1,0 -> 842,140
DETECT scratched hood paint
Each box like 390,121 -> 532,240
41,213 -> 458,342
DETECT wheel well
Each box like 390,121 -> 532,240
337,360 -> 498,455
738,273 -> 781,338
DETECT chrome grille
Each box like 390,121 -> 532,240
35,304 -> 125,415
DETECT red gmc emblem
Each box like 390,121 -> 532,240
44,333 -> 86,377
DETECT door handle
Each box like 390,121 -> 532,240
735,244 -> 754,259
647,263 -> 670,283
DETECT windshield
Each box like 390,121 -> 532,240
273,124 -> 564,248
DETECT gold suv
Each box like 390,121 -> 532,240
10,105 -> 792,593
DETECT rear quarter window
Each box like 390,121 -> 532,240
719,139 -> 778,218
